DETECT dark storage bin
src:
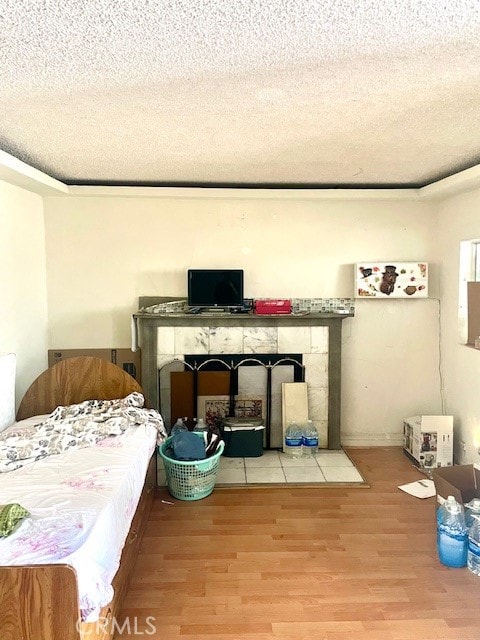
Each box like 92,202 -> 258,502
221,418 -> 264,457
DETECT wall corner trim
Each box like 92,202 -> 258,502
0,150 -> 68,196
419,164 -> 480,200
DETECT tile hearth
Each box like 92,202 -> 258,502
157,449 -> 366,487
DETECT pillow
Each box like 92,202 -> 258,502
0,415 -> 50,437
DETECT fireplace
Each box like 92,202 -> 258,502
133,304 -> 353,450
161,352 -> 305,449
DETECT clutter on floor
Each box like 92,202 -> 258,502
158,429 -> 225,501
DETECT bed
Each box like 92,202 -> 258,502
0,354 -> 166,640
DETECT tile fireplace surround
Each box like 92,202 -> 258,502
134,298 -> 353,450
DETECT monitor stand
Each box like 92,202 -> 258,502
187,306 -> 230,315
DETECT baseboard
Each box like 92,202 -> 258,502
341,432 -> 404,447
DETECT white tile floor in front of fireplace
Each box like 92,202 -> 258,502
157,449 -> 365,486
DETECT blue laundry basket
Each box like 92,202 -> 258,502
159,433 -> 224,501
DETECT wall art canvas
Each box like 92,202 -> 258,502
354,262 -> 428,299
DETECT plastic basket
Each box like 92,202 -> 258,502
159,433 -> 224,501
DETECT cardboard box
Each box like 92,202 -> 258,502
48,348 -> 141,383
403,415 -> 453,470
432,464 -> 480,505
467,281 -> 480,346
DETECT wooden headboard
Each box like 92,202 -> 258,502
16,356 -> 144,421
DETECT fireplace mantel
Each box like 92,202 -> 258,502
133,311 -> 352,450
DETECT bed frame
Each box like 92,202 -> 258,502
0,356 -> 157,640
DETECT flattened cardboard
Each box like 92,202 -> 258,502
48,348 -> 141,383
197,371 -> 231,396
467,282 -> 480,346
170,371 -> 194,429
282,382 -> 308,453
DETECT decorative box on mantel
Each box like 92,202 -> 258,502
133,297 -> 354,450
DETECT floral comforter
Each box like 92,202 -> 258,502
0,392 -> 166,473
0,398 -> 166,622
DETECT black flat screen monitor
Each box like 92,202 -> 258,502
188,269 -> 244,308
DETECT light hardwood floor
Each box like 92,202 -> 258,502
116,447 -> 480,640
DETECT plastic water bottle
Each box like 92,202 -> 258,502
436,495 -> 468,568
466,498 -> 480,575
171,417 -> 188,436
467,514 -> 480,575
302,420 -> 319,456
193,418 -> 208,432
284,422 -> 303,458
465,498 -> 480,528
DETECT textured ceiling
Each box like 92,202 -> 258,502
1,0 -> 480,187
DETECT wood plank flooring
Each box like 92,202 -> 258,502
115,447 -> 480,640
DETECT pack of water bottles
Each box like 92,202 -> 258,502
436,495 -> 480,573
284,420 -> 319,458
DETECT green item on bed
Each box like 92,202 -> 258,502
0,503 -> 30,537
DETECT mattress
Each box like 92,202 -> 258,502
0,414 -> 157,622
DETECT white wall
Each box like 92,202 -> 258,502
437,186 -> 480,463
0,180 -> 48,407
43,192 -> 441,445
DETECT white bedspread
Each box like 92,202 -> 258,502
0,415 -> 158,622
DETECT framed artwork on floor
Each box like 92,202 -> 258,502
234,395 -> 265,421
196,394 -> 266,428
196,395 -> 230,428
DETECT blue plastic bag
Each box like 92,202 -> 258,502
170,431 -> 206,461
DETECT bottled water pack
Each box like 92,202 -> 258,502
284,422 -> 303,458
466,499 -> 480,575
302,420 -> 319,456
467,515 -> 480,575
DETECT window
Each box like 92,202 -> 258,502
459,239 -> 480,345
475,242 -> 480,281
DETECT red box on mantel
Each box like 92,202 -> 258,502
254,299 -> 292,315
